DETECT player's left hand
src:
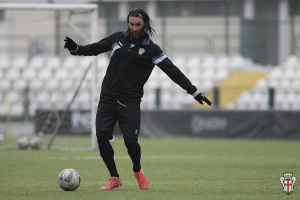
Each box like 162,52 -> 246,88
194,93 -> 212,106
64,36 -> 77,51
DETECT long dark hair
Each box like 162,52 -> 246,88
127,8 -> 155,37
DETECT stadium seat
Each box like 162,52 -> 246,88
291,80 -> 300,90
5,68 -> 21,81
46,56 -> 61,69
186,56 -> 201,71
70,68 -> 86,80
62,56 -> 80,69
294,69 -> 300,79
173,56 -> 187,68
22,68 -> 38,81
28,56 -> 46,69
160,90 -> 173,109
230,55 -> 246,70
38,68 -> 53,81
286,92 -> 297,105
274,91 -> 285,108
61,80 -> 75,90
252,91 -> 268,105
200,69 -> 215,81
11,56 -> 27,69
12,79 -> 28,90
35,92 -> 51,104
202,55 -> 216,69
0,104 -> 9,115
97,55 -> 109,71
215,69 -> 229,81
188,69 -> 201,82
79,57 -> 93,68
172,91 -> 187,108
54,68 -> 69,81
238,91 -> 252,105
44,80 -> 59,90
160,80 -> 174,90
29,80 -> 44,90
77,91 -> 91,104
279,80 -> 291,90
10,103 -> 24,116
268,68 -> 282,81
283,55 -> 298,69
0,69 -> 3,80
216,56 -> 230,70
268,79 -> 280,88
201,80 -> 214,92
0,56 -> 11,69
282,69 -> 295,80
254,79 -> 268,90
235,101 -> 248,110
49,92 -> 63,104
0,80 -> 11,90
144,80 -> 159,91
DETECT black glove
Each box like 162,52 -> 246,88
194,92 -> 212,106
64,37 -> 77,52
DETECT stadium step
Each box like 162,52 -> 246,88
193,71 -> 270,108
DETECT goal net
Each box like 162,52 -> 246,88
0,3 -> 100,150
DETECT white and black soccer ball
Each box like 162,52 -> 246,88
58,168 -> 81,191
17,136 -> 29,149
29,136 -> 41,149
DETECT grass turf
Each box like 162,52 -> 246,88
1,136 -> 300,200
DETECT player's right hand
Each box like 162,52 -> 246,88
64,37 -> 77,51
194,92 -> 212,106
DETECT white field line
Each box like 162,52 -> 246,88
6,155 -> 206,160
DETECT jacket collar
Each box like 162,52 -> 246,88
123,31 -> 150,45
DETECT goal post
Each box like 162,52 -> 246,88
0,3 -> 99,150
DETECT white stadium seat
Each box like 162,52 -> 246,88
0,80 -> 11,90
0,104 -> 9,115
10,103 -> 24,116
38,68 -> 53,81
22,68 -> 38,81
55,68 -> 69,81
28,56 -> 46,69
61,80 -> 75,90
62,56 -> 80,69
5,68 -> 21,81
11,56 -> 27,69
29,80 -> 44,90
0,56 -> 11,69
97,56 -> 109,71
216,56 -> 230,70
35,92 -> 50,103
283,55 -> 298,69
44,80 -> 59,90
186,56 -> 201,71
46,56 -> 62,69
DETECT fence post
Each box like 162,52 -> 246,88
213,87 -> 219,107
155,87 -> 161,108
268,87 -> 274,108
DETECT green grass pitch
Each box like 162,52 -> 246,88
1,136 -> 300,200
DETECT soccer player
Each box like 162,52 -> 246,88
64,8 -> 212,191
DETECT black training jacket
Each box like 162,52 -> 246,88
76,31 -> 197,102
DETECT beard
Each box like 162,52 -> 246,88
129,29 -> 144,41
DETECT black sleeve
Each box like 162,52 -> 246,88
76,32 -> 122,56
157,57 -> 197,95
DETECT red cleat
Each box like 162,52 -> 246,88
100,177 -> 122,191
134,169 -> 149,190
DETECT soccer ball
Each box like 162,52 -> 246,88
29,136 -> 41,149
17,136 -> 29,149
58,168 -> 81,191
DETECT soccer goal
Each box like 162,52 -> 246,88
0,3 -> 99,150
